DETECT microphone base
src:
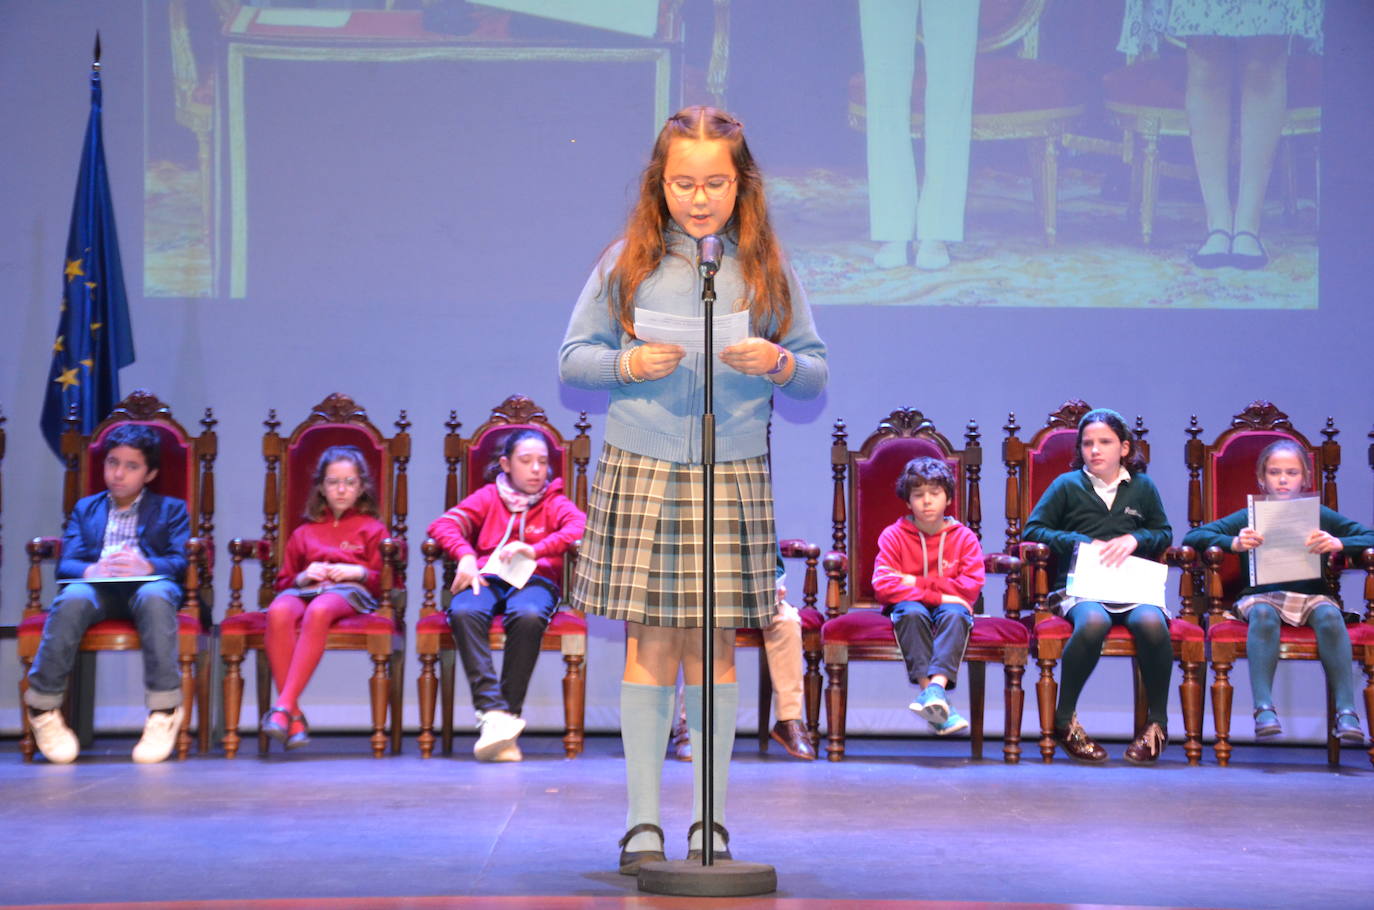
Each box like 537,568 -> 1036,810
637,859 -> 777,897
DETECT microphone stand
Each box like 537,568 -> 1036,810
638,239 -> 776,897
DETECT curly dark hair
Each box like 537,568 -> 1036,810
303,445 -> 380,521
895,456 -> 954,501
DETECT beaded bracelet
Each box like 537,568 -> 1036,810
622,349 -> 646,383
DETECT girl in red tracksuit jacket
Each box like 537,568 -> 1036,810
263,445 -> 387,750
426,428 -> 586,761
872,457 -> 985,736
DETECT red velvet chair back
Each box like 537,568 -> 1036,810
64,389 -> 216,541
463,425 -> 567,503
1185,401 -> 1337,600
279,423 -> 391,545
833,408 -> 981,608
443,395 -> 588,513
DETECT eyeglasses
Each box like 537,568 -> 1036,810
323,477 -> 361,489
664,175 -> 737,201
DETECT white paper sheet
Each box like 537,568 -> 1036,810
632,307 -> 749,355
479,550 -> 536,590
57,575 -> 168,585
1065,541 -> 1168,606
1248,494 -> 1322,586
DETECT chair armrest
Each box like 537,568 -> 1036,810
779,538 -> 820,560
1163,545 -> 1197,569
381,536 -> 408,572
228,537 -> 268,562
984,553 -> 1022,575
27,537 -> 60,561
24,537 -> 62,615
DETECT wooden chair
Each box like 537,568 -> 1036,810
846,0 -> 1086,245
1185,401 -> 1374,768
18,390 -> 216,761
819,408 -> 1028,763
0,407 -> 9,644
1102,46 -> 1321,245
1001,399 -> 1205,764
220,393 -> 410,758
734,539 -> 825,754
416,395 -> 591,759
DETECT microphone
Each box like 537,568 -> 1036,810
697,234 -> 722,278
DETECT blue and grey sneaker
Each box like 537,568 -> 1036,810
909,683 -> 950,725
930,709 -> 969,736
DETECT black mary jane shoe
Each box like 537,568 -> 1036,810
686,820 -> 732,862
1229,230 -> 1269,270
1190,229 -> 1232,269
618,823 -> 666,875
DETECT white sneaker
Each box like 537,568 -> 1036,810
132,705 -> 184,764
29,709 -> 79,764
491,741 -> 523,762
473,709 -> 525,761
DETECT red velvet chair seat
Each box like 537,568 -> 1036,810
798,606 -> 824,633
1103,54 -> 1320,111
220,609 -> 394,636
19,612 -> 203,638
1209,619 -> 1374,646
1032,614 -> 1203,643
849,56 -> 1085,118
823,609 -> 1031,648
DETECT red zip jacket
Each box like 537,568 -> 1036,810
871,516 -> 985,608
426,477 -> 586,594
274,510 -> 386,599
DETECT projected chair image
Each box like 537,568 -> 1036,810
18,390 -> 216,762
416,395 -> 591,759
999,399 -> 1204,764
220,393 -> 410,758
847,0 -> 1087,250
819,407 -> 1028,763
1181,402 -> 1374,768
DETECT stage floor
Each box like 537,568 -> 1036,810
2,732 -> 1370,909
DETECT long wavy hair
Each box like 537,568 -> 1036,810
608,106 -> 792,341
304,445 -> 380,522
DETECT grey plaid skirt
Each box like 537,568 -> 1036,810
570,443 -> 776,629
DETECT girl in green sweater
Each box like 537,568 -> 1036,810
1182,440 -> 1374,744
1023,408 -> 1174,765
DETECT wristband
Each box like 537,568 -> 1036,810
766,344 -> 789,375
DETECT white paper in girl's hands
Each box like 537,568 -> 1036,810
1067,541 -> 1167,605
479,550 -> 536,589
633,307 -> 748,354
1247,494 -> 1321,586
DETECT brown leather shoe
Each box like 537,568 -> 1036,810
1052,715 -> 1108,764
769,719 -> 817,761
1123,722 -> 1168,765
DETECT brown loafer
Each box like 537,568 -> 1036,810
769,719 -> 816,761
618,823 -> 665,875
1052,715 -> 1108,764
1123,722 -> 1168,765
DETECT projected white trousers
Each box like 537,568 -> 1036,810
860,0 -> 978,243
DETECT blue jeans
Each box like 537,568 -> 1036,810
25,579 -> 184,711
889,600 -> 972,688
447,578 -> 558,715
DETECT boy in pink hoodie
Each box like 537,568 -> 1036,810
872,457 -> 985,735
427,429 -> 586,761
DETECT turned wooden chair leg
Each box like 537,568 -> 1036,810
441,649 -> 456,756
18,666 -> 36,762
803,646 -> 822,748
824,658 -> 848,762
968,660 -> 986,761
369,653 -> 390,758
1036,657 -> 1057,763
222,653 -> 244,758
417,652 -> 438,758
390,649 -> 405,756
1325,686 -> 1339,767
1180,659 -> 1203,766
757,649 -> 772,752
1003,662 -> 1025,765
255,651 -> 271,755
1211,659 -> 1233,767
177,652 -> 196,760
563,651 -> 586,759
1360,658 -> 1374,770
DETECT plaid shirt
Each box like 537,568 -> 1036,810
101,490 -> 145,557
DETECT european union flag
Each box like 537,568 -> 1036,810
40,39 -> 135,459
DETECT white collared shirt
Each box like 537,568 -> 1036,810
1083,466 -> 1131,510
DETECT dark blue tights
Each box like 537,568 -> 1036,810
1246,602 -> 1355,713
1054,602 -> 1172,729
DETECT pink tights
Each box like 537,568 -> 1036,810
265,593 -> 355,728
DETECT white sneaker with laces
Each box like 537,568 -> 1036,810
132,705 -> 185,764
473,709 -> 525,761
29,708 -> 79,764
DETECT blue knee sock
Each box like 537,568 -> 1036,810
620,681 -> 673,852
685,682 -> 738,852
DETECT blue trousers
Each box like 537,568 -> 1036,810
447,578 -> 558,715
890,600 -> 972,688
25,579 -> 183,711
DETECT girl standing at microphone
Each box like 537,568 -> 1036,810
560,106 -> 827,873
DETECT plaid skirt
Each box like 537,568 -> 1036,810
1233,590 -> 1355,625
570,443 -> 776,629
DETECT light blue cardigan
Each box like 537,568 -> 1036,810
558,227 -> 827,465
